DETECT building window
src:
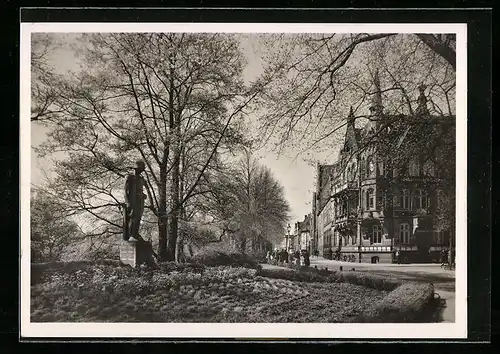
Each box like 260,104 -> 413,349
367,157 -> 375,178
366,188 -> 375,210
400,223 -> 410,244
413,189 -> 428,210
378,160 -> 385,177
377,192 -> 384,209
435,231 -> 442,245
409,156 -> 421,176
436,189 -> 444,210
372,225 -> 382,244
422,159 -> 435,176
400,189 -> 410,209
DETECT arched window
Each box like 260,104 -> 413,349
409,156 -> 421,176
366,188 -> 375,210
400,223 -> 410,244
400,189 -> 410,209
372,225 -> 382,244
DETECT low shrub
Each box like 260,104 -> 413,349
257,267 -> 401,291
336,271 -> 401,291
188,250 -> 261,270
247,251 -> 268,264
257,267 -> 333,283
354,282 -> 435,323
31,260 -> 127,285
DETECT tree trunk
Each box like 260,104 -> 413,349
448,228 -> 453,266
166,57 -> 180,262
157,170 -> 168,261
167,153 -> 180,261
188,243 -> 194,257
176,235 -> 184,262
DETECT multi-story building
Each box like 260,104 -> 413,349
293,214 -> 312,252
314,72 -> 454,263
314,164 -> 336,258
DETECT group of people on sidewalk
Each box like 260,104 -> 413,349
266,248 -> 311,267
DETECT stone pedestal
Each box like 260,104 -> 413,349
120,239 -> 153,267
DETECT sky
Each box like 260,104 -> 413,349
30,33 -> 331,224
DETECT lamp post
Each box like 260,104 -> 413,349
286,223 -> 291,250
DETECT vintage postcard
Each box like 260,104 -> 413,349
20,20 -> 467,339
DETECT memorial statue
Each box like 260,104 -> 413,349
123,160 -> 147,241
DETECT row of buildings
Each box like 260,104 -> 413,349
280,72 -> 455,264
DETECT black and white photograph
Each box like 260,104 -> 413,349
21,21 -> 467,339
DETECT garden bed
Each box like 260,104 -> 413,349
260,264 -> 437,323
30,262 -> 388,323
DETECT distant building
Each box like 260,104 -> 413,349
313,72 -> 454,263
292,214 -> 312,252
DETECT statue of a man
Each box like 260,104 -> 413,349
123,160 -> 147,241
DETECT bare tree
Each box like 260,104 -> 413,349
201,149 -> 291,253
31,190 -> 82,262
33,33 -> 268,261
256,33 -> 455,157
31,34 -> 61,121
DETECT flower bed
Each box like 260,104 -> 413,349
30,262 -> 388,323
258,265 -> 437,322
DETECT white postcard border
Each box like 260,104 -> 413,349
20,21 -> 468,339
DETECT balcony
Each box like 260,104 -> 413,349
332,181 -> 359,196
335,211 -> 358,223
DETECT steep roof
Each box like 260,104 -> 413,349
341,106 -> 359,154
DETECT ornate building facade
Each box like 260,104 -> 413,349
313,73 -> 454,263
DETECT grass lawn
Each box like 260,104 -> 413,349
31,264 -> 388,323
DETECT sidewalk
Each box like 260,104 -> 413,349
309,257 -> 455,278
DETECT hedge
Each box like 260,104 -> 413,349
353,282 -> 435,323
31,260 -> 125,285
257,266 -> 402,291
187,251 -> 261,270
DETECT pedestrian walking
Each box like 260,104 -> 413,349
395,250 -> 400,264
304,250 -> 311,266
